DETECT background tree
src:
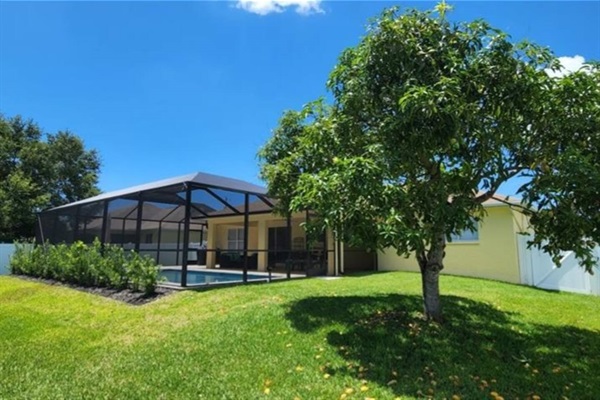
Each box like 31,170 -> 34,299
0,115 -> 101,241
259,4 -> 599,321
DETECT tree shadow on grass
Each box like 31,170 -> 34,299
286,294 -> 600,399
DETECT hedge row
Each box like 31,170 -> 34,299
10,239 -> 161,295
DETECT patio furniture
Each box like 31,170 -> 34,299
220,252 -> 258,269
197,249 -> 207,265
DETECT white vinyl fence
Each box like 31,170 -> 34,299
0,244 -> 16,275
518,236 -> 600,295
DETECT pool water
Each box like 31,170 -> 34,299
160,269 -> 268,285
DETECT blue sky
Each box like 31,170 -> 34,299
1,1 -> 599,195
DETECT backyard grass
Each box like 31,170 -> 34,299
0,271 -> 599,399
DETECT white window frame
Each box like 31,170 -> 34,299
450,224 -> 479,243
227,228 -> 245,250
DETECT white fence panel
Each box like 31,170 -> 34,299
518,235 -> 600,295
0,244 -> 16,275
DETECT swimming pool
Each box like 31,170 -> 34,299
160,269 -> 270,286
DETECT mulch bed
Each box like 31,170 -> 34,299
9,274 -> 175,305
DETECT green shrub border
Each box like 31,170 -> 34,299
9,239 -> 162,295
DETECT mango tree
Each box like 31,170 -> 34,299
259,4 -> 599,321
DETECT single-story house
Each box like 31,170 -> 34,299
379,197 -> 529,284
36,171 -> 599,294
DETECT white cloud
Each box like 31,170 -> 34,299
236,0 -> 323,15
545,55 -> 586,78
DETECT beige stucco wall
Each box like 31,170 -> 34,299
378,206 -> 523,284
205,212 -> 336,272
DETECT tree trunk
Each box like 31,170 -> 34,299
420,232 -> 445,322
422,261 -> 442,322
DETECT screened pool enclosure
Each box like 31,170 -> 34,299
36,172 -> 337,286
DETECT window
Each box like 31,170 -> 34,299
450,224 -> 479,242
227,228 -> 245,250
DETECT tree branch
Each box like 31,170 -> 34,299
485,195 -> 534,213
475,167 -> 522,203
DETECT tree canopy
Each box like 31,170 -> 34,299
259,4 -> 600,321
0,114 -> 101,241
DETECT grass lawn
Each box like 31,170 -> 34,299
1,271 -> 599,399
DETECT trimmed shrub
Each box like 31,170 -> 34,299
10,239 -> 162,294
10,242 -> 35,276
127,251 -> 161,295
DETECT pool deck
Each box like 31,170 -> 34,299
158,265 -> 304,290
